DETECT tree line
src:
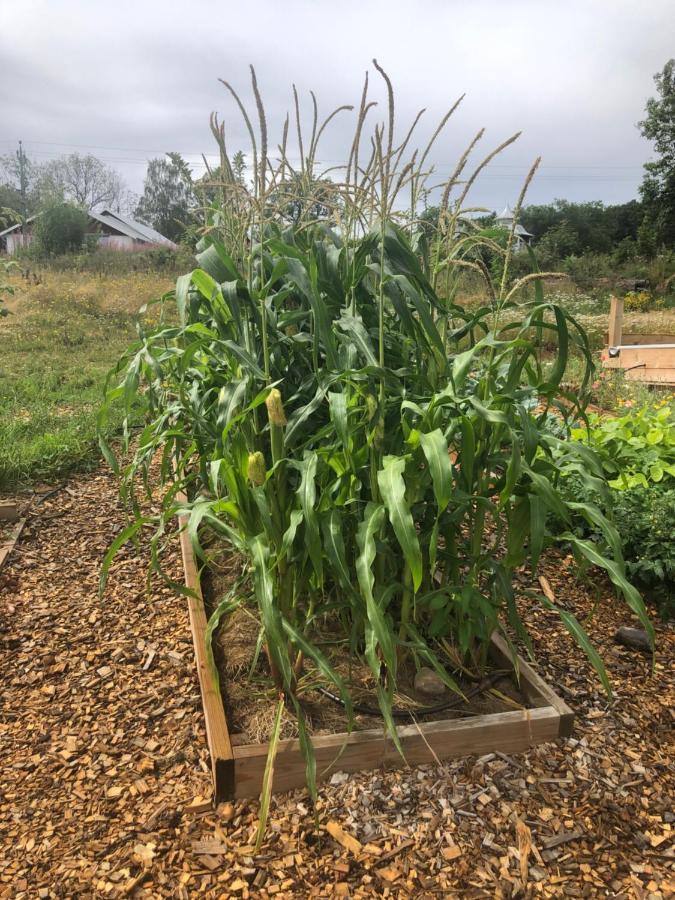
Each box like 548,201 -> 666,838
523,59 -> 673,261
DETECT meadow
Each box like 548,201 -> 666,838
0,271 -> 172,488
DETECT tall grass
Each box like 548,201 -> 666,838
0,272 -> 167,487
101,64 -> 652,825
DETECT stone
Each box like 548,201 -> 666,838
414,667 -> 449,699
614,626 -> 652,654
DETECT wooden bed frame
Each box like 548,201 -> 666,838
0,503 -> 26,573
178,512 -> 574,803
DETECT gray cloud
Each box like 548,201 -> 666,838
1,0 -> 672,209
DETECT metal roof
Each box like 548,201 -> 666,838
495,204 -> 532,237
1,209 -> 176,248
0,215 -> 38,238
89,208 -> 177,248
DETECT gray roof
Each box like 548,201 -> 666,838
0,215 -> 38,238
89,208 -> 177,248
495,203 -> 532,238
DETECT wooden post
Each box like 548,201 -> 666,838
608,295 -> 623,348
0,518 -> 26,572
0,502 -> 21,522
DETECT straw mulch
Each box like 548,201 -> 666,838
0,467 -> 672,898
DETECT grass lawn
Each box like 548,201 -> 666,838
0,271 -> 172,489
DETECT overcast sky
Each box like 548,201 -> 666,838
1,0 -> 672,211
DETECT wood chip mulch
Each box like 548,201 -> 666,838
0,467 -> 673,898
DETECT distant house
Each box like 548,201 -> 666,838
0,208 -> 177,254
495,204 -> 533,251
0,216 -> 38,254
87,209 -> 177,251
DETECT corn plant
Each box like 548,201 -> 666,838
100,64 -> 652,829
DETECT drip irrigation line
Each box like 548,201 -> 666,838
316,670 -> 508,720
33,483 -> 67,505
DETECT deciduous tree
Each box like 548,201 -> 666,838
38,153 -> 125,210
638,59 -> 675,250
33,202 -> 88,255
135,153 -> 196,242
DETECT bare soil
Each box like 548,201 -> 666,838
201,554 -> 531,745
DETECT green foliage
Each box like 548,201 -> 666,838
556,403 -> 674,619
267,173 -> 339,226
0,204 -> 20,229
33,202 -> 88,255
0,258 -> 19,317
0,288 -> 140,487
571,404 -> 675,490
611,487 -> 675,619
102,65 -> 652,821
107,220 -> 649,712
638,59 -> 675,250
521,199 -> 644,258
135,152 -> 196,242
27,245 -> 192,276
612,236 -> 639,265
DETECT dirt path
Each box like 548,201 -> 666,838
1,467 -> 673,898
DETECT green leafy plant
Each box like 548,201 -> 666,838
100,64 -> 652,827
34,201 -> 88,255
1,258 -> 19,317
571,403 -> 675,489
611,487 -> 675,619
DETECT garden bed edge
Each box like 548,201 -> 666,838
178,512 -> 574,803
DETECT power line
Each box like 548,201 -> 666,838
0,151 -> 643,181
0,138 -> 647,171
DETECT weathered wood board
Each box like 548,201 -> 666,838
604,296 -> 675,384
0,518 -> 26,572
176,497 -> 235,801
0,501 -> 21,522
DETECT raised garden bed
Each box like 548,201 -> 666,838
178,515 -> 574,804
0,503 -> 26,573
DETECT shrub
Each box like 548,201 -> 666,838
611,487 -> 675,619
1,259 -> 19,316
571,403 -> 675,489
34,202 -> 88,255
624,289 -> 654,311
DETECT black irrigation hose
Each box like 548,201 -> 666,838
316,670 -> 509,721
33,483 -> 67,505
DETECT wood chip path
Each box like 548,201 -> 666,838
0,468 -> 673,898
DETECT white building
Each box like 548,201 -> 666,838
495,204 -> 533,251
